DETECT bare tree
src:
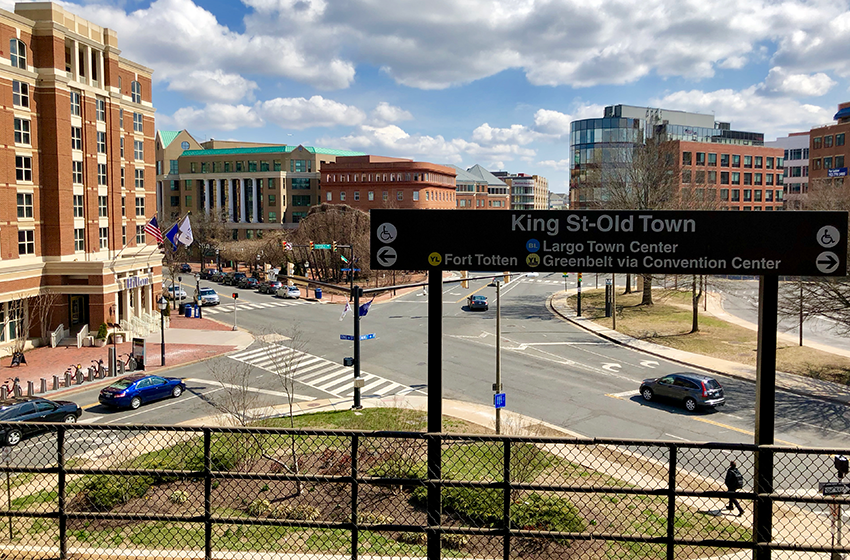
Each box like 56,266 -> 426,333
7,297 -> 28,354
189,208 -> 229,269
31,291 -> 61,347
293,204 -> 370,282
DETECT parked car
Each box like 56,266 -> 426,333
259,280 -> 283,294
99,374 -> 185,410
239,277 -> 260,290
179,263 -> 192,273
199,268 -> 219,280
164,285 -> 187,300
467,295 -> 489,311
277,285 -> 301,299
210,271 -> 227,283
0,397 -> 82,446
223,272 -> 247,286
639,373 -> 725,412
197,287 -> 220,306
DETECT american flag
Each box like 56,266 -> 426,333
144,216 -> 164,244
284,241 -> 293,251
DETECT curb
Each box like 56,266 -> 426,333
546,290 -> 850,408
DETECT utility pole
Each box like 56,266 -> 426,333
495,280 -> 502,434
352,285 -> 363,409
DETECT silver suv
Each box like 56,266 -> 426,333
639,373 -> 725,412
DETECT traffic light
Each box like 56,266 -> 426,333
577,272 -> 583,282
332,241 -> 338,252
309,241 -> 314,251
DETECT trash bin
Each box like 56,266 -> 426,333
315,288 -> 322,300
192,305 -> 200,318
184,304 -> 193,318
178,303 -> 186,314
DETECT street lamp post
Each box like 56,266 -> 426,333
157,297 -> 167,366
195,273 -> 203,319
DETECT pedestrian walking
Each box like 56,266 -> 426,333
724,460 -> 745,516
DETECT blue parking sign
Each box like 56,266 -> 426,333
494,393 -> 506,409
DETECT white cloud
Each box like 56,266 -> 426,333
370,102 -> 413,125
257,96 -> 366,130
538,159 -> 572,172
760,66 -> 836,97
533,109 -> 572,136
652,87 -> 834,138
472,123 -> 539,145
166,70 -> 259,103
163,104 -> 264,131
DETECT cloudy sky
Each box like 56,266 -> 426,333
9,0 -> 850,193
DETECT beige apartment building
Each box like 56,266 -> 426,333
156,130 -> 366,239
0,2 -> 161,350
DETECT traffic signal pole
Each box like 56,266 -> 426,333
352,285 -> 362,410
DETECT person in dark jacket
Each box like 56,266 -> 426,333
724,461 -> 745,516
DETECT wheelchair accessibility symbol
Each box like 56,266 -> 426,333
526,254 -> 540,268
428,252 -> 442,266
377,223 -> 397,244
817,226 -> 840,249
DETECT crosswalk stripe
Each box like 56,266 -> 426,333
184,378 -> 314,401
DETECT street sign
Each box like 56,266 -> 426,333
370,210 -> 848,276
494,393 -> 506,409
314,244 -> 332,250
819,482 -> 850,495
361,333 -> 376,340
340,334 -> 355,341
340,268 -> 362,272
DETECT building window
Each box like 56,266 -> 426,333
813,137 -> 823,150
743,173 -> 752,185
825,135 -> 834,148
268,211 -> 277,222
766,157 -> 775,169
73,195 -> 84,217
235,161 -> 243,172
122,226 -> 126,245
731,172 -> 740,185
708,171 -> 717,184
70,90 -> 82,116
98,164 -> 108,186
97,131 -> 107,153
170,196 -> 179,207
135,168 -> 144,189
743,189 -> 752,202
120,137 -> 125,158
731,189 -> 740,202
720,154 -> 729,167
765,190 -> 774,202
15,156 -> 32,182
291,178 -> 311,190
754,190 -> 762,202
837,133 -> 845,147
133,112 -> 143,132
134,140 -> 143,160
10,39 -> 26,69
732,155 -> 740,168
290,159 -> 312,172
260,161 -> 270,172
248,161 -> 257,172
96,97 -> 106,121
766,174 -> 774,185
16,193 -> 33,219
368,191 -> 374,201
720,171 -> 730,185
185,180 -> 193,191
12,81 -> 29,110
413,191 -> 420,201
71,127 -> 82,150
326,191 -> 332,201
185,195 -> 192,207
339,192 -> 346,202
353,191 -> 360,201
825,157 -> 833,169
135,196 -> 145,216
99,227 -> 108,249
131,80 -> 141,103
74,228 -> 85,251
135,225 -> 145,244
14,118 -> 30,145
696,153 -> 705,166
744,155 -> 752,168
754,173 -> 762,185
292,211 -> 307,223
720,188 -> 729,201
813,158 -> 822,170
169,160 -> 178,174
98,195 -> 108,217
382,191 -> 388,201
267,178 -> 275,189
682,152 -> 692,166
17,230 -> 34,255
72,161 -> 83,184
119,108 -> 124,129
273,160 -> 281,171
837,156 -> 846,168
682,170 -> 692,183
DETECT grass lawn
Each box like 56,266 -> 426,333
569,288 -> 850,385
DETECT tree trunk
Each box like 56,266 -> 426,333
624,273 -> 632,294
641,274 -> 654,305
690,275 -> 701,333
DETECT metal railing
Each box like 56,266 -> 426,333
74,324 -> 88,349
0,423 -> 847,560
49,323 -> 66,348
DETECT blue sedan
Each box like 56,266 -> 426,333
98,374 -> 185,410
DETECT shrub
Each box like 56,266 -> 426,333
396,532 -> 426,545
168,490 -> 188,504
247,499 -> 271,517
81,475 -> 152,510
267,503 -> 321,521
96,323 -> 109,340
442,533 -> 468,550
359,512 -> 394,524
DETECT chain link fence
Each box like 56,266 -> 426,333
0,422 -> 847,559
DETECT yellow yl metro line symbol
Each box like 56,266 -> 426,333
526,253 -> 540,267
428,252 -> 442,266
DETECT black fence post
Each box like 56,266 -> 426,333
755,275 -> 778,560
351,434 -> 359,560
666,444 -> 677,560
58,426 -> 66,560
427,271 -> 443,559
503,438 -> 511,560
204,428 -> 212,560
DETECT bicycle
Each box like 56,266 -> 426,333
122,353 -> 137,373
91,359 -> 107,379
2,377 -> 20,398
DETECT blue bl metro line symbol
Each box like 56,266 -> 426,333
526,239 -> 540,253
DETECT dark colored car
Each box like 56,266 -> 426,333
210,271 -> 227,283
239,277 -> 260,289
259,280 -> 283,294
0,397 -> 82,446
199,268 -> 219,280
223,272 -> 247,286
179,263 -> 192,273
639,373 -> 725,412
99,374 -> 185,410
467,295 -> 489,311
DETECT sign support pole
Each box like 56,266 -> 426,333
352,285 -> 362,410
426,271 -> 442,558
754,274 -> 777,560
495,280 -> 502,434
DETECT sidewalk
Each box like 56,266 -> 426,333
1,314 -> 253,398
547,288 -> 850,406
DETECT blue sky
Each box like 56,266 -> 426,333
9,0 -> 850,194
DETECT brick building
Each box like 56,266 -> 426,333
1,2 -> 161,349
809,102 -> 849,189
321,156 -> 457,211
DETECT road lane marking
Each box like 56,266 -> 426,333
185,378 -> 315,401
607,390 -> 635,399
